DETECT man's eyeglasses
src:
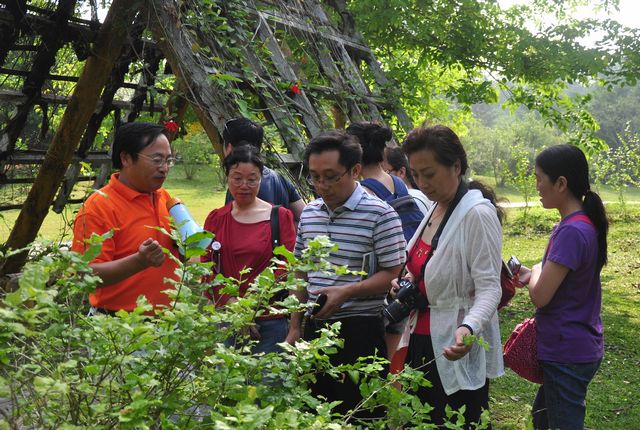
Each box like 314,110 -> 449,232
306,169 -> 349,187
138,153 -> 178,168
228,176 -> 261,188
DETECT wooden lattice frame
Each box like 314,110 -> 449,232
0,0 -> 412,275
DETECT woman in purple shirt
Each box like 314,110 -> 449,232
519,145 -> 608,430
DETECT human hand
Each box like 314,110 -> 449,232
517,265 -> 531,286
390,273 -> 415,299
137,238 -> 165,268
285,325 -> 301,345
443,325 -> 473,361
312,285 -> 351,320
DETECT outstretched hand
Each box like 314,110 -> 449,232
443,326 -> 473,361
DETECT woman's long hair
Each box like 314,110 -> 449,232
536,144 -> 608,268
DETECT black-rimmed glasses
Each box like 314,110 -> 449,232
306,169 -> 349,187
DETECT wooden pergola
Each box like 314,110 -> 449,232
0,0 -> 412,276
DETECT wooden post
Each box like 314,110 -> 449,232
0,0 -> 28,66
0,0 -> 141,276
0,0 -> 77,157
76,20 -> 146,158
236,38 -> 309,159
252,12 -> 324,136
147,0 -> 239,158
322,0 -> 413,132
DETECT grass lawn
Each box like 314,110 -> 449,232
1,168 -> 639,429
492,205 -> 640,429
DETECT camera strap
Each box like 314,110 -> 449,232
430,180 -> 469,253
270,205 -> 291,303
270,205 -> 281,249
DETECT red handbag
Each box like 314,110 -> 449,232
503,317 -> 543,384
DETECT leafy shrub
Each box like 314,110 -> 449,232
593,125 -> 640,219
503,146 -> 537,223
0,231 -> 485,429
172,132 -> 217,180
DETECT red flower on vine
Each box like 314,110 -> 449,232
163,120 -> 179,134
290,83 -> 301,95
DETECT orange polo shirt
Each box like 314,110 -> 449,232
72,173 -> 179,311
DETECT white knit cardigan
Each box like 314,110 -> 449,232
403,189 -> 505,395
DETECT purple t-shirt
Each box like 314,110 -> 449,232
536,211 -> 604,363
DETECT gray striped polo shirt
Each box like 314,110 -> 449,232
295,183 -> 406,319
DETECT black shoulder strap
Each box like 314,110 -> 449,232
397,181 -> 469,282
270,205 -> 281,249
430,181 -> 468,252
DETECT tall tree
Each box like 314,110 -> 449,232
345,0 -> 640,152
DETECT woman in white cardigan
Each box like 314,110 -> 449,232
397,125 -> 504,428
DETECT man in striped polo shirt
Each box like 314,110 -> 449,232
288,130 -> 406,419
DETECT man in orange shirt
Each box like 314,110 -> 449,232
72,122 -> 180,313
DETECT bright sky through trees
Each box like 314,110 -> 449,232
499,0 -> 640,31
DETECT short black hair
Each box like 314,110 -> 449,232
304,130 -> 362,170
346,121 -> 392,165
222,117 -> 264,151
111,122 -> 167,169
222,145 -> 265,176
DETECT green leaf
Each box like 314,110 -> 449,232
210,72 -> 243,83
185,230 -> 213,245
185,246 -> 208,259
18,262 -> 48,292
82,243 -> 103,263
347,370 -> 360,384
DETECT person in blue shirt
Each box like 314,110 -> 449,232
222,118 -> 305,225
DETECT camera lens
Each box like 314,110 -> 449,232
383,279 -> 424,324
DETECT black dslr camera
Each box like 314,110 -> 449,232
383,278 -> 428,324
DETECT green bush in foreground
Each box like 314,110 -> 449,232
0,232 -> 488,429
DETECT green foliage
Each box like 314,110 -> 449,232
0,232 -> 480,429
462,334 -> 490,352
172,132 -> 218,180
347,0 -> 639,149
593,125 -> 640,217
588,83 -> 640,149
505,206 -> 558,237
503,146 -> 537,222
464,111 -> 564,187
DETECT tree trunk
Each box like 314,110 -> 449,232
0,0 -> 142,276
